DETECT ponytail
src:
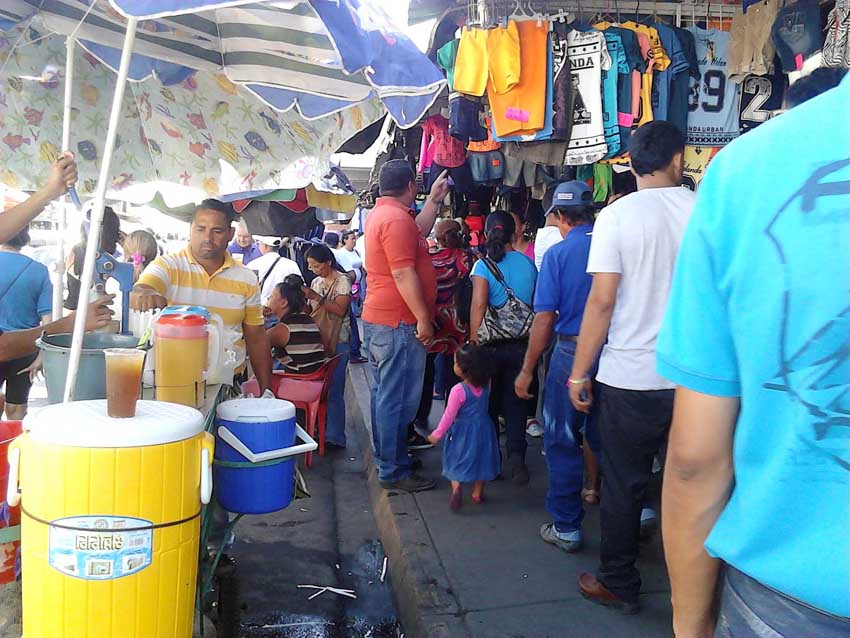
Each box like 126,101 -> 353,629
483,210 -> 516,263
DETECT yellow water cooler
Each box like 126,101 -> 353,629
7,400 -> 214,638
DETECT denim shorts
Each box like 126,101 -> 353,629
468,150 -> 505,183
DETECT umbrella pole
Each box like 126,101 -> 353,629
62,19 -> 138,403
53,38 -> 76,321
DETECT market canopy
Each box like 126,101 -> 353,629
1,0 -> 444,125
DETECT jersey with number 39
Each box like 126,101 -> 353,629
739,71 -> 785,133
686,27 -> 740,147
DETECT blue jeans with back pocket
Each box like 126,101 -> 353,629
363,321 -> 427,482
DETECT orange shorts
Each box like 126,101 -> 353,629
453,22 -> 521,97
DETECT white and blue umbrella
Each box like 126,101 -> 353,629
1,0 -> 444,125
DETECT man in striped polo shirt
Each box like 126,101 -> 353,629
131,199 -> 272,394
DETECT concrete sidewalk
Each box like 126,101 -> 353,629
347,364 -> 673,638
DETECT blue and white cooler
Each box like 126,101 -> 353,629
214,398 -> 316,514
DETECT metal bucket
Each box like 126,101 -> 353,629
36,333 -> 140,404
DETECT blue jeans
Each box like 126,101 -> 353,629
543,339 -> 598,534
716,567 -> 850,637
349,304 -> 363,358
325,343 -> 349,447
363,322 -> 426,482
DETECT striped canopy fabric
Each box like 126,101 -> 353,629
1,0 -> 444,126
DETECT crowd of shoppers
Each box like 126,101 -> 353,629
1,75 -> 846,638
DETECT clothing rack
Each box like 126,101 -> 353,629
467,0 -> 740,29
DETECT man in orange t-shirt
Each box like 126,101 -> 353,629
363,160 -> 449,492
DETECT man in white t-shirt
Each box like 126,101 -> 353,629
247,235 -> 302,306
567,121 -> 696,615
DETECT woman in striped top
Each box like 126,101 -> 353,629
267,275 -> 326,375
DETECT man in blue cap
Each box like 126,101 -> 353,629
515,181 -> 598,553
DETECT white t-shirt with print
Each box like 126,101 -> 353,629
566,30 -> 611,165
586,186 -> 696,390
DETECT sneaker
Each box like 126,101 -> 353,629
540,523 -> 583,553
408,432 -> 434,451
349,355 -> 369,364
526,419 -> 544,438
379,474 -> 436,493
639,507 -> 658,540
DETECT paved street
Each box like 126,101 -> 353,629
348,365 -> 673,638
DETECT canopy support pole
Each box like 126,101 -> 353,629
63,19 -> 138,403
53,39 -> 76,321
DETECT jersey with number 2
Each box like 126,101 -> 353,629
686,27 -> 740,147
739,72 -> 785,133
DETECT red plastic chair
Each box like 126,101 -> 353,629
242,354 -> 344,468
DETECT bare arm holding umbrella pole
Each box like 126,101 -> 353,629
0,154 -> 78,245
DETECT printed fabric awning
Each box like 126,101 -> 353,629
0,0 -> 445,126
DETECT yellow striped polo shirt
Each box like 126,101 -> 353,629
138,246 -> 263,367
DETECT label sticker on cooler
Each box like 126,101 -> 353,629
48,515 -> 153,580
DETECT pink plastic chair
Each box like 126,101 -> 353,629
242,354 -> 344,468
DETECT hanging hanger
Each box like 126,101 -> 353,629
601,0 -> 614,23
615,0 -> 622,23
691,1 -> 696,26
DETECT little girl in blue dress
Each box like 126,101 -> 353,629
428,344 -> 500,510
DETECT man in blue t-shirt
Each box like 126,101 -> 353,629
515,181 -> 596,553
657,75 -> 850,637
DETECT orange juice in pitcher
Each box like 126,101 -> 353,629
153,308 -> 222,408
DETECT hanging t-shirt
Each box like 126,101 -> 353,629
565,29 -> 611,165
682,145 -> 721,191
615,25 -> 654,126
594,23 -> 645,155
488,21 -> 550,137
552,22 -> 575,141
669,26 -> 699,135
687,27 -> 740,147
601,32 -> 625,158
420,115 -> 466,169
651,21 -> 690,123
437,39 -> 460,92
623,21 -> 671,126
739,70 -> 785,133
492,33 -> 554,142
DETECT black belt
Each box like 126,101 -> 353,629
557,335 -> 578,343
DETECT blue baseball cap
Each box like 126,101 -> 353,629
546,181 -> 592,214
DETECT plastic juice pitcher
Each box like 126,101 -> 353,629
154,313 -> 209,408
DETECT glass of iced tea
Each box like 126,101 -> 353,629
103,348 -> 146,418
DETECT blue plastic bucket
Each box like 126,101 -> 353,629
214,398 -> 297,514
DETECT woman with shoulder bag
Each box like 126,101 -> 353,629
469,211 -> 537,485
305,244 -> 352,450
